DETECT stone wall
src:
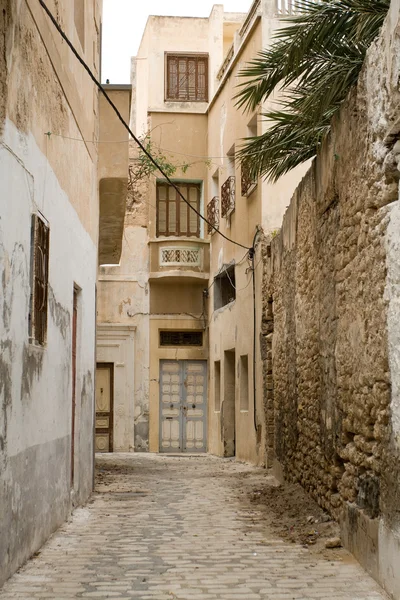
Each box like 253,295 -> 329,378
261,2 -> 400,596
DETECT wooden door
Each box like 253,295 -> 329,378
159,360 -> 207,453
95,363 -> 113,452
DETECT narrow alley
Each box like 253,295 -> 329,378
0,455 -> 389,600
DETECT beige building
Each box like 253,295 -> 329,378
97,0 -> 309,460
0,0 -> 122,586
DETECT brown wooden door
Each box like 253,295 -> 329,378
95,363 -> 114,452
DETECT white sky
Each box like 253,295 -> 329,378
101,0 -> 252,83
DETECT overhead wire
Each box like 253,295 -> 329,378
39,0 -> 251,252
45,131 -> 236,160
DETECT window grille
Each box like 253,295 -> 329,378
207,196 -> 220,234
221,176 -> 236,218
241,163 -> 257,197
157,183 -> 201,238
166,54 -> 209,102
160,247 -> 201,266
160,331 -> 203,347
29,214 -> 50,345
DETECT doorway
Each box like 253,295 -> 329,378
222,350 -> 236,457
95,363 -> 114,452
159,360 -> 207,453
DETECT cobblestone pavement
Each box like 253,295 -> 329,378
0,454 -> 389,600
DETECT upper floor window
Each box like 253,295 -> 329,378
165,54 -> 208,102
157,182 -> 201,237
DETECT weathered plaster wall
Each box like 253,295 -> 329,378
0,121 -> 97,586
261,2 -> 400,596
0,0 -> 99,585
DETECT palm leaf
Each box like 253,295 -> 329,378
235,0 -> 389,180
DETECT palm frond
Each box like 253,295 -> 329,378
236,0 -> 389,180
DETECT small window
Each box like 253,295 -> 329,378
157,182 -> 201,238
240,355 -> 249,411
214,264 -> 236,311
166,54 -> 208,102
160,331 -> 203,347
29,214 -> 50,346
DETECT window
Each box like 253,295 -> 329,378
157,182 -> 201,237
29,214 -> 50,346
160,331 -> 203,347
240,355 -> 249,411
166,54 -> 208,102
214,264 -> 236,310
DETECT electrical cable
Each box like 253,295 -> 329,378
39,0 -> 251,252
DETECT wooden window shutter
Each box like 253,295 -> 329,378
30,214 -> 50,345
156,183 -> 201,237
166,54 -> 208,102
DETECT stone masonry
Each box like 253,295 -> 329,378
260,3 -> 400,596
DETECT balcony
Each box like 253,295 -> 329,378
207,196 -> 220,234
149,238 -> 210,283
221,176 -> 236,218
241,163 -> 257,197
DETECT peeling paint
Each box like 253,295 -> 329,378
20,343 -> 44,402
48,285 -> 70,338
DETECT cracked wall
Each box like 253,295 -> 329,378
261,3 -> 400,597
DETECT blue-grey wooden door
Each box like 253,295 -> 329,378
160,360 -> 207,453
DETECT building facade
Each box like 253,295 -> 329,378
0,0 -> 125,585
97,0 -> 309,461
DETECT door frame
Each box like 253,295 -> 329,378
96,362 -> 114,452
159,359 -> 208,454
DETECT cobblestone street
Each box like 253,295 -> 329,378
0,454 -> 389,600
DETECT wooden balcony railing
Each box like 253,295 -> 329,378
221,176 -> 236,218
207,196 -> 220,234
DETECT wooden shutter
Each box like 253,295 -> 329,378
166,55 -> 208,102
30,214 -> 50,345
157,183 -> 201,237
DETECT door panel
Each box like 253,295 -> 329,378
160,361 -> 182,451
183,361 -> 207,451
96,364 -> 113,452
160,360 -> 207,453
